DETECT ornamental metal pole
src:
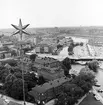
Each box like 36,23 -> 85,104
21,60 -> 26,105
21,48 -> 26,105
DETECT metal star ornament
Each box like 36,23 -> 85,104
11,19 -> 30,40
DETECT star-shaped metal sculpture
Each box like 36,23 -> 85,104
11,19 -> 30,40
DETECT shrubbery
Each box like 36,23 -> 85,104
87,60 -> 99,73
62,57 -> 71,77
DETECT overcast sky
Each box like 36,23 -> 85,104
0,0 -> 103,28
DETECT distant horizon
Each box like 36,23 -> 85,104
1,25 -> 103,30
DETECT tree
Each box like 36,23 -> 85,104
67,96 -> 78,105
68,45 -> 74,55
12,66 -> 22,73
81,82 -> 92,93
5,73 -> 16,83
10,78 -> 28,100
73,86 -> 84,98
0,66 -> 10,82
57,44 -> 63,49
30,54 -> 37,62
4,73 -> 17,96
62,57 -> 71,77
56,92 -> 78,105
14,71 -> 22,78
87,60 -> 99,73
80,42 -> 83,46
24,72 -> 37,91
71,67 -> 96,94
79,67 -> 96,85
11,50 -> 17,57
63,83 -> 84,98
37,76 -> 46,85
0,66 -> 6,81
55,92 -> 68,105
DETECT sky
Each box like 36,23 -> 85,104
0,0 -> 103,28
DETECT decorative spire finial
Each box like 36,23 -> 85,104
11,19 -> 30,40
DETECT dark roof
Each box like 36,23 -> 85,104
29,76 -> 70,94
32,82 -> 53,93
34,57 -> 59,65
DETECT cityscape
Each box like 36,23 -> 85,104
1,0 -> 103,105
0,19 -> 103,105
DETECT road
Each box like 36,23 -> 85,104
79,93 -> 103,105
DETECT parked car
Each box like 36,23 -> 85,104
94,95 -> 100,101
94,83 -> 101,87
97,89 -> 103,93
93,94 -> 100,101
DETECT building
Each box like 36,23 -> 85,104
88,38 -> 103,46
35,44 -> 53,54
0,46 -> 12,59
2,42 -> 15,48
28,76 -> 71,104
33,57 -> 64,80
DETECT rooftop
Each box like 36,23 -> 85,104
34,57 -> 59,65
29,76 -> 70,94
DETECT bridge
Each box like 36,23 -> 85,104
69,56 -> 103,61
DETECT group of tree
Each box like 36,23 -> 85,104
0,55 -> 99,104
87,60 -> 99,73
0,62 -> 45,102
61,57 -> 71,77
55,61 -> 98,105
67,37 -> 83,55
